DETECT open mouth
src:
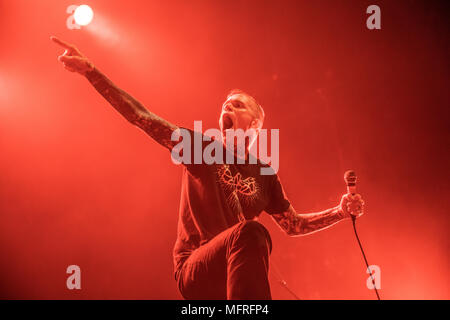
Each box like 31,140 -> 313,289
222,114 -> 234,131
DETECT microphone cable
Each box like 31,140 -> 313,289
270,259 -> 301,300
351,216 -> 381,300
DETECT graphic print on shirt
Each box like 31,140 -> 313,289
216,164 -> 259,221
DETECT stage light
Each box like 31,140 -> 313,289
74,5 -> 94,26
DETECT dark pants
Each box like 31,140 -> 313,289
176,220 -> 273,300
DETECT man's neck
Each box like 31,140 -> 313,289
222,142 -> 251,162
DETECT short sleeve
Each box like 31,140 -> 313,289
170,128 -> 222,176
265,174 -> 290,214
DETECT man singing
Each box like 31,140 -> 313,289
51,36 -> 365,300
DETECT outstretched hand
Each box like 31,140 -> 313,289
51,36 -> 94,75
338,193 -> 365,220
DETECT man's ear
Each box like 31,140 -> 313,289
251,118 -> 262,130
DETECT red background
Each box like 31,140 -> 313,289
0,0 -> 448,299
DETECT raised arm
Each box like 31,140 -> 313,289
51,36 -> 178,150
271,194 -> 365,236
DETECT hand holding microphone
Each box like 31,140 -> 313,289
339,170 -> 365,220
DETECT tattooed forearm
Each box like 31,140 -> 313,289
271,206 -> 303,236
85,67 -> 178,149
272,205 -> 345,236
298,206 -> 344,235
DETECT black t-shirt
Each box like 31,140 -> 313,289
172,129 -> 290,272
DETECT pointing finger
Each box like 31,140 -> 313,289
51,36 -> 75,50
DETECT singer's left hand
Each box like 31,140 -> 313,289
338,193 -> 365,219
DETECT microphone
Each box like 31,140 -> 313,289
344,170 -> 357,195
344,170 -> 357,221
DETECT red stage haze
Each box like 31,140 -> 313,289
0,0 -> 448,299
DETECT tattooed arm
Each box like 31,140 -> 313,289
51,36 -> 178,150
271,194 -> 365,236
84,68 -> 178,149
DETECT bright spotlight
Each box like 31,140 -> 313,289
74,5 -> 94,26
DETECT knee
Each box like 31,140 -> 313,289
239,220 -> 269,237
234,220 -> 272,252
